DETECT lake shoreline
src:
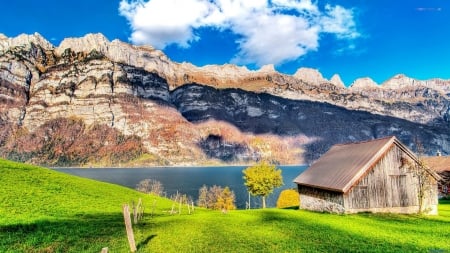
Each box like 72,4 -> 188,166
54,165 -> 308,209
51,163 -> 309,170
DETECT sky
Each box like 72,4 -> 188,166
1,0 -> 449,86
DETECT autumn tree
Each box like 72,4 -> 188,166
197,185 -> 236,211
214,186 -> 236,212
242,161 -> 283,208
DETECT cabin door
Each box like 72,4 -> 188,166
352,186 -> 369,209
390,175 -> 408,206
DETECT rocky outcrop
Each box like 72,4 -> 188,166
0,33 -> 449,166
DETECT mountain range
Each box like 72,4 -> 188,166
0,33 -> 448,166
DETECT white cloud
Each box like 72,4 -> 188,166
231,13 -> 320,66
119,0 -> 359,66
321,4 -> 359,39
271,0 -> 319,13
119,0 -> 212,47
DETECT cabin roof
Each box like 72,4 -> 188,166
294,136 -> 417,193
423,156 -> 450,172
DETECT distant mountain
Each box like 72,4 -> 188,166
0,33 -> 448,166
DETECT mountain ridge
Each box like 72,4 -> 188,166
0,33 -> 448,166
3,32 -> 450,89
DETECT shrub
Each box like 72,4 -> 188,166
276,189 -> 300,209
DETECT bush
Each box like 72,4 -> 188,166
276,189 -> 300,209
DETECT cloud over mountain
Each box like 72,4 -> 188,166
119,0 -> 359,66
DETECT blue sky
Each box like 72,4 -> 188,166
1,0 -> 449,86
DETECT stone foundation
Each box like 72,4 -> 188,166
300,194 -> 345,214
300,195 -> 438,215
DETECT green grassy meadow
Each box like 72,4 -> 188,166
1,159 -> 449,252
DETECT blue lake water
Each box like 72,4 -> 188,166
55,165 -> 308,209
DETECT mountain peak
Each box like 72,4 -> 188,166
258,64 -> 276,73
293,67 -> 327,84
349,77 -> 379,90
381,74 -> 417,89
56,33 -> 110,55
330,74 -> 345,87
0,32 -> 54,52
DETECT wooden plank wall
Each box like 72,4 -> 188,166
297,144 -> 438,214
344,145 -> 437,211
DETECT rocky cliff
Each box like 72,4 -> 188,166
0,33 -> 448,166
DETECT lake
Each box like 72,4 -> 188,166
55,165 -> 308,209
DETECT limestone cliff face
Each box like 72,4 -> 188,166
0,33 -> 449,166
46,34 -> 450,127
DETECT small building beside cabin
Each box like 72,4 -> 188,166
294,136 -> 439,214
424,155 -> 450,197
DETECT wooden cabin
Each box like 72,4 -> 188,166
294,136 -> 439,214
423,156 -> 450,197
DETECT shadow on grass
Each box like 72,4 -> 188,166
258,210 -> 450,253
137,234 -> 157,250
280,206 -> 299,210
0,212 -> 157,252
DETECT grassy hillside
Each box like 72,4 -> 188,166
0,158 -> 173,252
1,159 -> 449,252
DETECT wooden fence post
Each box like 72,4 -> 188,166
133,198 -> 143,224
138,198 -> 144,221
178,196 -> 182,215
187,200 -> 191,215
151,199 -> 157,218
123,204 -> 137,252
170,193 -> 178,215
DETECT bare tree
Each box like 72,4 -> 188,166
411,159 -> 432,214
207,185 -> 224,209
411,138 -> 436,214
440,172 -> 450,194
197,185 -> 208,208
135,178 -> 164,196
